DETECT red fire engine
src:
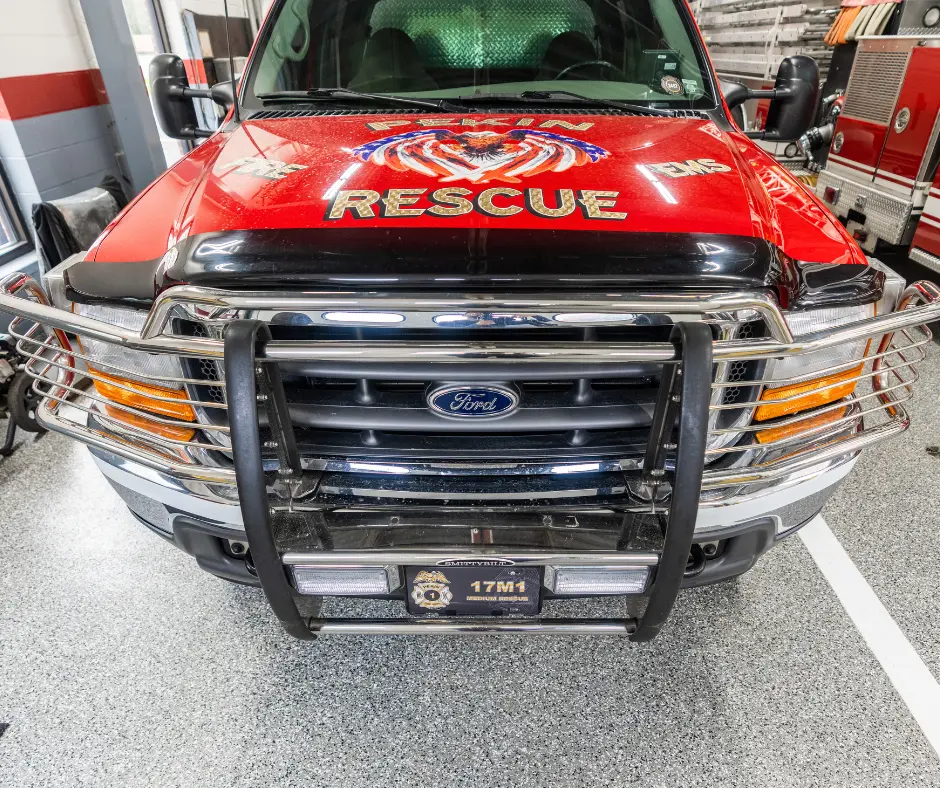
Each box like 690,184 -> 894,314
816,35 -> 940,270
909,172 -> 940,271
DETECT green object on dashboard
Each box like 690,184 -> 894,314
369,0 -> 597,69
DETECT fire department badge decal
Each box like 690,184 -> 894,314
411,570 -> 453,609
351,128 -> 609,184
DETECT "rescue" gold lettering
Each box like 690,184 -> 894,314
326,189 -> 381,219
577,190 -> 628,220
325,188 -> 625,221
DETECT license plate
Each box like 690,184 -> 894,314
406,565 -> 542,616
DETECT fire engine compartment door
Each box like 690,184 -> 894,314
876,44 -> 940,198
833,38 -> 916,186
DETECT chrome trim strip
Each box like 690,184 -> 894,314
142,286 -> 795,341
282,550 -> 660,566
262,340 -> 679,364
310,618 -> 637,634
305,458 -> 636,475
311,482 -> 628,501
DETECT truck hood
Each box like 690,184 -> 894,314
90,112 -> 863,266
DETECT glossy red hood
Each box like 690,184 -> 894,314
90,112 -> 864,265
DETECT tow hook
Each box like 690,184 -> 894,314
685,544 -> 706,578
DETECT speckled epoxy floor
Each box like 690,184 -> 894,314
1,347 -> 939,787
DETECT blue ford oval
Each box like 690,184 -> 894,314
428,385 -> 519,418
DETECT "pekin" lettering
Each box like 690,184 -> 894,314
365,117 -> 594,131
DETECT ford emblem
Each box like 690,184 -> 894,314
427,384 -> 519,418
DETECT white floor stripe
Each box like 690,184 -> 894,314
800,516 -> 940,759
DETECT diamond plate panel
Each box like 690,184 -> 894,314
909,246 -> 940,274
841,50 -> 910,126
369,0 -> 596,69
816,170 -> 915,245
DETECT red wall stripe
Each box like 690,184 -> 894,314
0,69 -> 108,121
182,59 -> 209,87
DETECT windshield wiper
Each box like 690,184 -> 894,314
453,90 -> 679,117
256,88 -> 461,113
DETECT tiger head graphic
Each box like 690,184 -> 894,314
351,128 -> 609,184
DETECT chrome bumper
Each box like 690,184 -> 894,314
88,433 -> 856,537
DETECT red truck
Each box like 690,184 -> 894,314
1,0 -> 938,639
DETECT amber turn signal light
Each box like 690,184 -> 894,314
104,405 -> 196,442
89,367 -> 196,422
755,406 -> 847,445
755,365 -> 863,422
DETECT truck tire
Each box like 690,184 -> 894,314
7,372 -> 46,433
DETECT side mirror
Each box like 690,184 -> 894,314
721,80 -> 750,111
149,54 -> 234,140
210,81 -> 236,111
722,56 -> 821,142
762,56 -> 820,141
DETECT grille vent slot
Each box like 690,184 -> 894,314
250,107 -> 708,120
841,50 -> 910,126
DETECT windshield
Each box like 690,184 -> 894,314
245,0 -> 716,109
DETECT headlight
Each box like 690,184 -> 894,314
71,303 -> 195,441
755,302 -> 876,437
72,303 -> 182,383
768,303 -> 873,382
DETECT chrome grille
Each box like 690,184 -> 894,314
263,322 -> 664,462
841,50 -> 910,126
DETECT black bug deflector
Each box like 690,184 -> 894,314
224,319 -> 713,639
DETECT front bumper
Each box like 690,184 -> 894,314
96,438 -> 851,599
90,434 -> 857,541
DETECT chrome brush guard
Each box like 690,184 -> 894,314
1,271 -> 938,637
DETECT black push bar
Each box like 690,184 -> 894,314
223,319 -> 712,639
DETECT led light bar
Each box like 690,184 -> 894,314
291,565 -> 401,596
545,566 -> 650,596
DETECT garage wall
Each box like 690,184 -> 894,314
157,0 -> 254,87
0,0 -> 124,223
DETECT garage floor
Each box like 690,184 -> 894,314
1,346 -> 939,788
